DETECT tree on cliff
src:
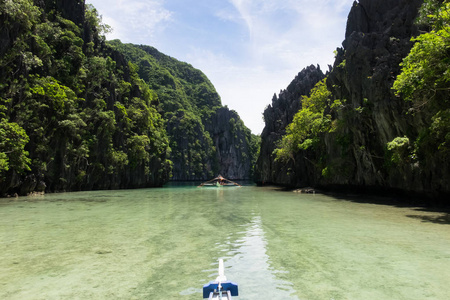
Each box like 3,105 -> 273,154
393,0 -> 450,161
108,41 -> 258,180
0,120 -> 31,179
394,0 -> 449,106
0,0 -> 172,195
274,79 -> 331,164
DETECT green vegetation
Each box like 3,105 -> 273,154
393,0 -> 449,105
385,136 -> 412,167
107,41 -> 219,179
271,0 -> 450,187
0,0 -> 171,194
274,79 -> 331,163
393,0 -> 450,163
0,1 -> 257,194
108,41 -> 257,180
0,120 -> 31,176
108,41 -> 222,115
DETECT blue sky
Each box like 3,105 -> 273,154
87,0 -> 354,134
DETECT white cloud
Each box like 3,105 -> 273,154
87,0 -> 355,134
192,0 -> 353,133
87,0 -> 172,44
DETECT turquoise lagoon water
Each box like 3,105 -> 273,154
1,183 -> 449,299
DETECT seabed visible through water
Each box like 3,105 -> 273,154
1,184 -> 449,299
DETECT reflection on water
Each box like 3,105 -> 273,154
220,216 -> 299,300
1,186 -> 450,299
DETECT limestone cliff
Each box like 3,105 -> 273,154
0,0 -> 171,195
1,0 -> 257,197
324,0 -> 426,191
110,41 -> 257,181
256,0 -> 450,199
205,107 -> 255,179
255,65 -> 325,185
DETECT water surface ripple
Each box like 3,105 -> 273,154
1,184 -> 449,299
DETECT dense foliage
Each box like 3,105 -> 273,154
392,0 -> 450,166
269,0 -> 450,194
107,41 -> 219,179
274,79 -> 331,164
0,0 -> 171,195
108,41 -> 258,180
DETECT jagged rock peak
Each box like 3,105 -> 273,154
262,64 -> 325,136
345,0 -> 421,41
255,64 -> 325,186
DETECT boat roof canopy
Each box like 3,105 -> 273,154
198,175 -> 242,187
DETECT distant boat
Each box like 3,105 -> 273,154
203,259 -> 239,299
198,175 -> 242,187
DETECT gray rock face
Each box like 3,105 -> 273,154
168,106 -> 255,181
255,65 -> 325,185
206,107 -> 254,180
256,0 -> 450,199
324,0 -> 424,190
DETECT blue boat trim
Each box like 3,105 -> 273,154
203,281 -> 239,298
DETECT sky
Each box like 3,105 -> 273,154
86,0 -> 354,134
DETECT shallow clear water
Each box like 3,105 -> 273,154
1,184 -> 449,299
